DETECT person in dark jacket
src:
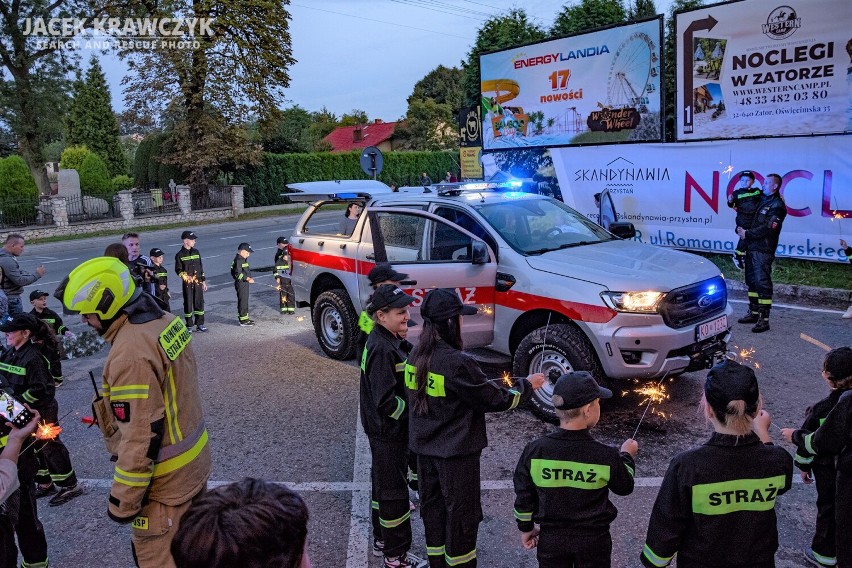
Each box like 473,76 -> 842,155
361,284 -> 426,568
175,231 -> 208,332
150,248 -> 171,310
513,371 -> 638,568
783,347 -> 852,568
735,173 -> 787,333
406,289 -> 545,568
727,171 -> 762,270
274,237 -> 295,315
29,289 -> 72,385
640,360 -> 792,568
230,243 -> 255,327
0,234 -> 45,316
358,265 -> 413,362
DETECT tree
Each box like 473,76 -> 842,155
260,106 -> 313,154
664,0 -> 705,141
60,146 -> 91,172
0,0 -> 107,194
0,155 -> 39,224
66,58 -> 128,177
122,0 -> 296,184
394,99 -> 456,151
77,152 -> 112,196
340,109 -> 369,127
552,0 -> 627,36
301,107 -> 338,152
462,9 -> 547,107
409,65 -> 464,112
628,0 -> 658,20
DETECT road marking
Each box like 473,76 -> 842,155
346,410 -> 371,568
728,299 -> 843,314
38,257 -> 79,264
24,280 -> 62,288
219,235 -> 248,240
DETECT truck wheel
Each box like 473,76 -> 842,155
312,288 -> 358,360
512,324 -> 604,423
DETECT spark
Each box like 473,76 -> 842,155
501,371 -> 513,387
34,421 -> 62,440
296,316 -> 305,321
631,372 -> 672,438
726,344 -> 762,369
479,305 -> 494,316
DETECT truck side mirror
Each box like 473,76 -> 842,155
608,222 -> 636,239
471,240 -> 489,265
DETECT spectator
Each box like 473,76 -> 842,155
123,232 -> 155,295
449,172 -> 458,183
419,172 -> 432,187
841,239 -> 851,319
339,203 -> 362,235
171,478 -> 311,568
0,406 -> 40,504
104,242 -> 130,265
0,234 -> 45,316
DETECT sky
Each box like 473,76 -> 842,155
98,0 -> 677,123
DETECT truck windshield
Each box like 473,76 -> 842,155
475,197 -> 614,255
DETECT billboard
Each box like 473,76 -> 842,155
550,134 -> 852,262
676,0 -> 852,141
479,17 -> 662,151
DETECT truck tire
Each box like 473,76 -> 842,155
512,324 -> 604,423
312,288 -> 358,360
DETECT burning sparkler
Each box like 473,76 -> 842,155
35,420 -> 62,440
726,344 -> 761,369
631,372 -> 671,438
479,305 -> 494,316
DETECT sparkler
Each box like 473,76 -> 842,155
726,344 -> 761,369
35,421 -> 62,440
479,305 -> 494,316
631,372 -> 671,438
537,313 -> 552,375
486,372 -> 524,387
831,197 -> 844,236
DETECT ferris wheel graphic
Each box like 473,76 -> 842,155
606,31 -> 658,109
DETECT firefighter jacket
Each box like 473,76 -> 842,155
174,247 -> 205,283
405,340 -> 534,458
274,248 -> 291,278
726,187 -> 762,230
513,428 -> 635,534
31,306 -> 68,336
743,193 -> 787,254
230,254 -> 251,283
792,390 -> 852,475
360,324 -> 411,443
794,388 -> 849,471
640,432 -> 792,568
0,341 -> 54,413
100,297 -> 210,523
153,264 -> 170,302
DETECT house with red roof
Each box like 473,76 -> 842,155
323,119 -> 400,153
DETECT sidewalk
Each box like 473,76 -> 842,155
726,277 -> 851,308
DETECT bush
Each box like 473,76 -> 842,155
60,145 -> 91,171
78,152 -> 112,196
112,174 -> 134,191
0,156 -> 39,225
233,150 -> 458,207
43,140 -> 66,163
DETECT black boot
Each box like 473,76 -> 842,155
738,311 -> 759,324
751,317 -> 770,333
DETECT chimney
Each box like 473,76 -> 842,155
374,118 -> 383,124
353,126 -> 363,142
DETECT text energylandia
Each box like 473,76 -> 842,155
22,17 -> 214,37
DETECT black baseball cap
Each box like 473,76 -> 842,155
367,284 -> 415,315
149,248 -> 165,258
552,371 -> 612,410
29,290 -> 49,301
238,242 -> 254,252
181,231 -> 198,240
276,236 -> 289,245
0,313 -> 41,333
368,264 -> 409,286
705,359 -> 760,414
739,171 -> 755,180
824,347 -> 852,380
420,288 -> 477,321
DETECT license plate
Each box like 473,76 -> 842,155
696,315 -> 728,341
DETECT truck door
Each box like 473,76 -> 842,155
599,189 -> 618,230
361,208 -> 497,348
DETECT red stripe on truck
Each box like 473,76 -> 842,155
495,290 -> 616,324
290,248 -> 374,275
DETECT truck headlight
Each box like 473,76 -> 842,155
600,291 -> 665,313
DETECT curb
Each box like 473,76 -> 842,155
726,278 -> 851,307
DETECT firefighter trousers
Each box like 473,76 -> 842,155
537,529 -> 612,568
34,399 -> 77,489
0,453 -> 49,568
130,487 -> 207,568
235,281 -> 250,322
744,251 -> 775,317
181,282 -> 204,326
419,452 -> 483,568
809,463 -> 837,562
277,276 -> 295,313
368,438 -> 412,558
837,471 -> 852,568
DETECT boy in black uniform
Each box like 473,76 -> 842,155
274,237 -> 295,315
358,265 -> 412,361
29,289 -> 71,385
783,347 -> 852,568
727,171 -> 762,270
231,242 -> 255,327
514,372 -> 638,568
150,247 -> 171,310
175,230 -> 208,332
641,360 -> 792,568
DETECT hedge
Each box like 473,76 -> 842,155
232,150 -> 459,207
0,156 -> 39,226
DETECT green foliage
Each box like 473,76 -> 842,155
60,145 -> 91,171
409,66 -> 465,112
552,0 -> 627,36
133,137 -> 153,187
394,99 -> 457,151
664,0 -> 706,141
112,175 -> 134,191
260,106 -> 313,153
0,156 -> 39,225
65,58 -> 128,176
147,135 -> 163,189
233,150 -> 459,207
340,110 -> 369,127
43,140 -> 65,163
462,9 -> 547,107
628,0 -> 658,20
78,152 -> 112,196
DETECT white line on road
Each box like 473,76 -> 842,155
24,280 -> 62,288
38,257 -> 79,264
729,299 -> 843,314
219,235 -> 248,240
346,410 -> 371,568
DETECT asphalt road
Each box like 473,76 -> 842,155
8,215 -> 850,568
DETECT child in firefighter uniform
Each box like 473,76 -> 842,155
640,360 -> 792,568
150,248 -> 171,310
175,230 -> 208,332
727,171 -> 762,270
358,265 -> 412,371
513,372 -> 637,568
274,237 -> 295,315
783,347 -> 852,568
29,288 -> 72,385
406,289 -> 545,568
361,285 -> 426,568
230,243 -> 255,327
59,256 -> 211,568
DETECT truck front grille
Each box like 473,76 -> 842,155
659,276 -> 727,329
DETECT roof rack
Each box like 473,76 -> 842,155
283,180 -> 393,203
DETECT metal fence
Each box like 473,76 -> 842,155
132,189 -> 180,217
0,198 -> 49,228
65,194 -> 121,223
191,185 -> 231,210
